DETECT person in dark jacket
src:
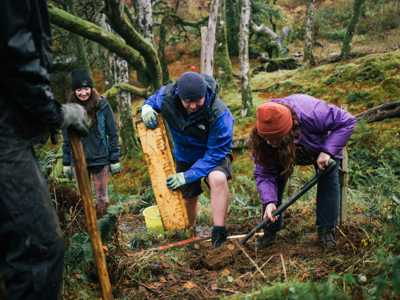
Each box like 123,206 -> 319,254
250,94 -> 356,249
141,72 -> 234,248
62,70 -> 121,217
0,1 -> 90,299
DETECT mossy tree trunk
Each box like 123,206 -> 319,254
104,0 -> 162,89
48,4 -> 149,83
340,0 -> 365,59
216,0 -> 234,88
158,17 -> 170,84
226,0 -> 240,56
201,0 -> 220,76
64,0 -> 90,70
304,0 -> 316,66
100,14 -> 139,158
239,0 -> 253,117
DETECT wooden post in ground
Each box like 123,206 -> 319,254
136,118 -> 189,231
69,131 -> 113,300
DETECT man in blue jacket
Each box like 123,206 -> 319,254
141,72 -> 234,248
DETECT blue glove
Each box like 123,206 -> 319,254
110,162 -> 121,175
141,104 -> 158,129
166,172 -> 186,190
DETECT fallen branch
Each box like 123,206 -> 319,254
260,255 -> 274,271
392,195 -> 400,205
132,279 -> 160,295
356,100 -> 400,123
251,255 -> 274,279
336,226 -> 357,254
235,241 -> 266,279
103,83 -> 150,99
148,232 -> 265,252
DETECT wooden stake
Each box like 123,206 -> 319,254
69,130 -> 113,300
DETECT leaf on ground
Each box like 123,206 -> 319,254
183,281 -> 198,289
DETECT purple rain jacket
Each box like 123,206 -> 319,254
254,94 -> 357,205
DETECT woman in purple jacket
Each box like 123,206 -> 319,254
250,94 -> 356,249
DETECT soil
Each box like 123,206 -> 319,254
105,212 -> 370,300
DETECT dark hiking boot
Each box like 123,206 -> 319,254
211,226 -> 228,248
318,228 -> 336,249
256,231 -> 276,249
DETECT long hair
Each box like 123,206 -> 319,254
249,105 -> 299,179
68,88 -> 101,122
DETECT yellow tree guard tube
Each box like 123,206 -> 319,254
137,118 -> 189,231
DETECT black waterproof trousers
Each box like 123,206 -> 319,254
0,146 -> 64,300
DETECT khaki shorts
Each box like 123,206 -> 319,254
176,156 -> 232,199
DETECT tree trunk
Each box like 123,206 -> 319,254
158,17 -> 170,84
225,0 -> 240,56
64,0 -> 90,70
48,4 -> 148,80
216,0 -> 234,88
114,58 -> 139,158
340,0 -> 365,59
105,0 -> 162,90
103,83 -> 149,99
303,0 -> 316,66
135,0 -> 155,85
239,0 -> 253,117
100,14 -> 139,158
136,0 -> 154,42
201,0 -> 220,76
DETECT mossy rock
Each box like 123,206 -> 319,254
356,61 -> 385,82
265,57 -> 301,72
266,80 -> 305,93
346,91 -> 372,103
323,64 -> 357,85
381,77 -> 400,94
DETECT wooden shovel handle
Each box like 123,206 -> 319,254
69,130 -> 113,300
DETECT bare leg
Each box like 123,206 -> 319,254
208,170 -> 229,226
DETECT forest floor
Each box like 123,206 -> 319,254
103,200 -> 372,299
58,31 -> 400,299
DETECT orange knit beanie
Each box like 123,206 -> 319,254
256,102 -> 293,140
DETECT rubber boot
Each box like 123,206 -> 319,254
211,226 -> 227,248
318,227 -> 336,249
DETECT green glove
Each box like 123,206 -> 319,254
166,172 -> 186,190
110,162 -> 121,175
141,104 -> 158,129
